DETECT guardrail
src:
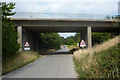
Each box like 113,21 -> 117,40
12,12 -> 119,19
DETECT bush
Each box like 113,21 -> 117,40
39,33 -> 62,49
92,32 -> 114,45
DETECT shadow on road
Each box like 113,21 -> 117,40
51,51 -> 72,55
39,45 -> 81,55
40,46 -> 74,55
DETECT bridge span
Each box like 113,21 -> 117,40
10,18 -> 120,52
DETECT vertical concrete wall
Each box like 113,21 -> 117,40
80,27 -> 92,48
17,26 -> 39,52
22,27 -> 39,51
33,32 -> 39,52
87,27 -> 92,48
17,26 -> 22,51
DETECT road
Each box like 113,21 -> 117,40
3,46 -> 76,78
52,45 -> 70,54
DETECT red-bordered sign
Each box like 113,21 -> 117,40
80,39 -> 86,45
24,41 -> 30,47
80,39 -> 86,47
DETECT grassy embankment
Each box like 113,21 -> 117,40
2,51 -> 40,75
73,35 -> 120,78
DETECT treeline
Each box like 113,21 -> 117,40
60,32 -> 115,46
61,33 -> 80,45
38,32 -> 116,50
38,33 -> 81,50
92,32 -> 116,46
38,33 -> 62,49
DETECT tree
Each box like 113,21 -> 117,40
92,32 -> 114,46
0,2 -> 20,58
105,15 -> 111,19
39,33 -> 62,49
112,15 -> 120,19
61,33 -> 81,45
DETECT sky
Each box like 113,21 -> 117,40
1,0 -> 120,38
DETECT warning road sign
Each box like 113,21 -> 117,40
24,41 -> 30,47
24,41 -> 30,51
80,39 -> 86,47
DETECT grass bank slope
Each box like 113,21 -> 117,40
2,51 -> 40,75
73,35 -> 120,78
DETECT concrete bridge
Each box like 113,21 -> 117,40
10,18 -> 120,52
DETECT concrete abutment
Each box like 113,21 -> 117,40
80,26 -> 92,48
17,26 -> 39,52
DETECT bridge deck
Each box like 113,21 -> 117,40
10,18 -> 120,32
10,18 -> 119,22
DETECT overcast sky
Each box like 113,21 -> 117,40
1,0 -> 120,38
12,0 -> 119,15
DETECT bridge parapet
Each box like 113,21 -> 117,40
12,12 -> 119,20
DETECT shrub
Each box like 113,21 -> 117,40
92,32 -> 114,45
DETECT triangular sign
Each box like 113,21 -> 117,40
24,41 -> 30,47
80,39 -> 86,45
80,39 -> 86,47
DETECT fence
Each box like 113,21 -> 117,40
12,12 -> 118,19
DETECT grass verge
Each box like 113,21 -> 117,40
73,44 -> 120,78
2,51 -> 40,75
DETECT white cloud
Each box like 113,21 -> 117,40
12,2 -> 118,15
58,33 -> 76,38
15,3 -> 51,12
1,0 -> 119,15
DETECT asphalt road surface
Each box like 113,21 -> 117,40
52,45 -> 70,54
3,46 -> 76,78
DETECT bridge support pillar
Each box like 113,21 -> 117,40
80,26 -> 92,48
17,26 -> 23,51
87,26 -> 92,48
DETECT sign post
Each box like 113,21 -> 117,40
80,39 -> 86,49
24,41 -> 30,51
77,43 -> 79,47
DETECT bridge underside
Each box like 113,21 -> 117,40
24,26 -> 119,32
18,26 -> 120,52
12,18 -> 119,52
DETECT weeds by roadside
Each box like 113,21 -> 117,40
73,35 -> 120,78
73,44 -> 120,78
2,51 -> 40,75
